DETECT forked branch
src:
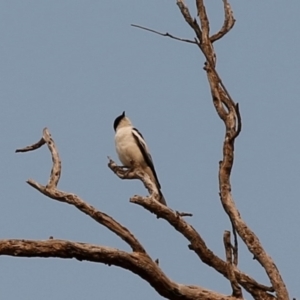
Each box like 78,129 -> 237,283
210,0 -> 235,43
12,128 -> 271,299
130,0 -> 288,299
16,128 -> 146,253
6,0 -> 289,299
6,127 -> 263,300
108,159 -> 273,296
175,1 -> 289,299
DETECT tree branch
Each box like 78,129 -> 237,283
223,231 -> 242,298
15,137 -> 45,152
15,129 -> 261,299
109,159 -> 239,286
131,24 -> 197,44
16,129 -> 146,253
10,1 -> 289,299
175,1 -> 289,299
210,0 -> 235,43
109,157 -> 274,295
0,239 -> 240,300
176,0 -> 202,42
130,193 -> 273,295
196,0 -> 210,37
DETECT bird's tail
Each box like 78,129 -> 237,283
159,190 -> 167,206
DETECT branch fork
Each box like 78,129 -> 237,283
5,1 -> 289,299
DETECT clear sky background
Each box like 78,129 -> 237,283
0,1 -> 299,299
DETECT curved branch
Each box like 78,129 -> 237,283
15,129 -> 246,299
175,1 -> 289,299
15,137 -> 45,152
108,158 -> 273,296
0,239 -> 239,300
16,129 -> 146,254
16,128 -> 61,188
210,0 -> 235,43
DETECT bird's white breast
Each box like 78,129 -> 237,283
115,126 -> 144,167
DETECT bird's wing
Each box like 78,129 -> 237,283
132,128 -> 161,189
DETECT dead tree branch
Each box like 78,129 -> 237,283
223,231 -> 242,298
15,137 -> 45,152
210,0 -> 235,43
0,239 -> 239,300
12,128 -> 254,300
131,24 -> 197,44
109,159 -> 274,296
130,1 -> 289,299
7,1 -> 288,299
175,1 -> 289,299
16,128 -> 146,253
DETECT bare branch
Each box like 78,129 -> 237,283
176,0 -> 202,42
27,179 -> 146,253
131,24 -> 197,44
231,221 -> 238,266
210,0 -> 236,43
175,1 -> 289,299
196,0 -> 210,37
17,130 -> 146,253
223,231 -> 232,263
130,194 -> 273,295
0,239 -> 240,300
43,128 -> 61,189
15,137 -> 45,152
16,128 -> 61,189
109,155 -> 274,295
12,1 -> 288,298
223,231 -> 242,298
176,211 -> 193,217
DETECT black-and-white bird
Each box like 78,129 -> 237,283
113,111 -> 166,205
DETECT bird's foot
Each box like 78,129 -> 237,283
122,166 -> 135,177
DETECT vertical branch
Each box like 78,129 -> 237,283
176,1 -> 289,299
177,0 -> 202,43
43,128 -> 61,189
196,0 -> 210,38
223,231 -> 242,298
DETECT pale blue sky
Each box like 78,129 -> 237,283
1,1 -> 299,299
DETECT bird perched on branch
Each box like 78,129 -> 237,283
113,111 -> 166,205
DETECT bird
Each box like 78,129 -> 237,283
113,111 -> 166,205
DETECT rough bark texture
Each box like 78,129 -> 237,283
3,1 -> 288,300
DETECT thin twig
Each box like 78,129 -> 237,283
176,211 -> 193,217
15,137 -> 45,152
131,24 -> 197,44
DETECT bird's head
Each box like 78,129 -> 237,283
113,111 -> 132,131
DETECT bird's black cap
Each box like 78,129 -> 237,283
113,111 -> 125,131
